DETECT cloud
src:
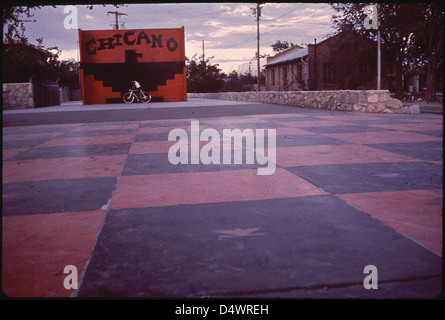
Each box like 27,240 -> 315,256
59,49 -> 79,61
207,24 -> 255,40
17,3 -> 336,73
222,4 -> 253,17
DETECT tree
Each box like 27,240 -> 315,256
331,3 -> 443,100
3,39 -> 79,88
2,5 -> 40,42
220,70 -> 262,92
55,60 -> 80,89
186,54 -> 225,93
2,5 -> 119,87
3,41 -> 55,82
271,40 -> 295,53
409,3 -> 443,100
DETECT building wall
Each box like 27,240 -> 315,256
266,61 -> 309,91
188,90 -> 419,114
2,83 -> 34,110
265,46 -> 305,91
308,33 -> 379,90
79,27 -> 187,104
266,32 -> 380,92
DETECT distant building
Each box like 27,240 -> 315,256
265,32 -> 380,91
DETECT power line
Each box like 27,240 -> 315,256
214,7 -> 333,51
107,11 -> 127,30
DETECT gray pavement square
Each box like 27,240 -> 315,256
288,162 -> 443,194
300,124 -> 390,134
76,196 -> 442,298
411,130 -> 443,138
368,141 -> 443,162
122,153 -> 262,175
274,134 -> 351,147
2,177 -> 117,216
3,139 -> 50,150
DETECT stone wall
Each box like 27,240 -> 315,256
188,90 -> 420,114
3,82 -> 35,110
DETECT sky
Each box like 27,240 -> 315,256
14,2 -> 337,74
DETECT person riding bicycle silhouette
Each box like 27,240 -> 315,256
131,80 -> 142,100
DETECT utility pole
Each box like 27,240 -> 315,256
107,11 -> 127,30
202,40 -> 205,64
252,3 -> 263,91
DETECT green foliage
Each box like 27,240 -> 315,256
2,5 -> 40,42
186,54 -> 225,93
220,70 -> 263,92
271,40 -> 295,53
331,3 -> 443,99
3,41 -> 79,88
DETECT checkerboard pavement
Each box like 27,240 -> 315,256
2,107 -> 443,298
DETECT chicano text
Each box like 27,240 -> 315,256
84,31 -> 178,55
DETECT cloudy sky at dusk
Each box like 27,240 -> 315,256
16,2 -> 337,74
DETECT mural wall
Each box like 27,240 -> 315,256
78,27 -> 187,104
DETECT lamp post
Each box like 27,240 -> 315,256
377,6 -> 381,90
364,4 -> 380,90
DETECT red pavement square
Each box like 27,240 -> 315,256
202,117 -> 269,125
72,123 -> 139,132
2,132 -> 63,141
2,210 -> 105,297
2,124 -> 80,137
275,144 -> 418,167
3,149 -> 28,161
253,113 -> 311,119
140,118 -> 197,125
336,189 -> 443,255
130,140 -> 177,154
110,168 -> 327,209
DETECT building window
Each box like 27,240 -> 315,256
297,64 -> 303,83
323,63 -> 336,86
271,69 -> 275,86
283,67 -> 288,89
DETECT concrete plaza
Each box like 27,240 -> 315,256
2,99 -> 443,299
